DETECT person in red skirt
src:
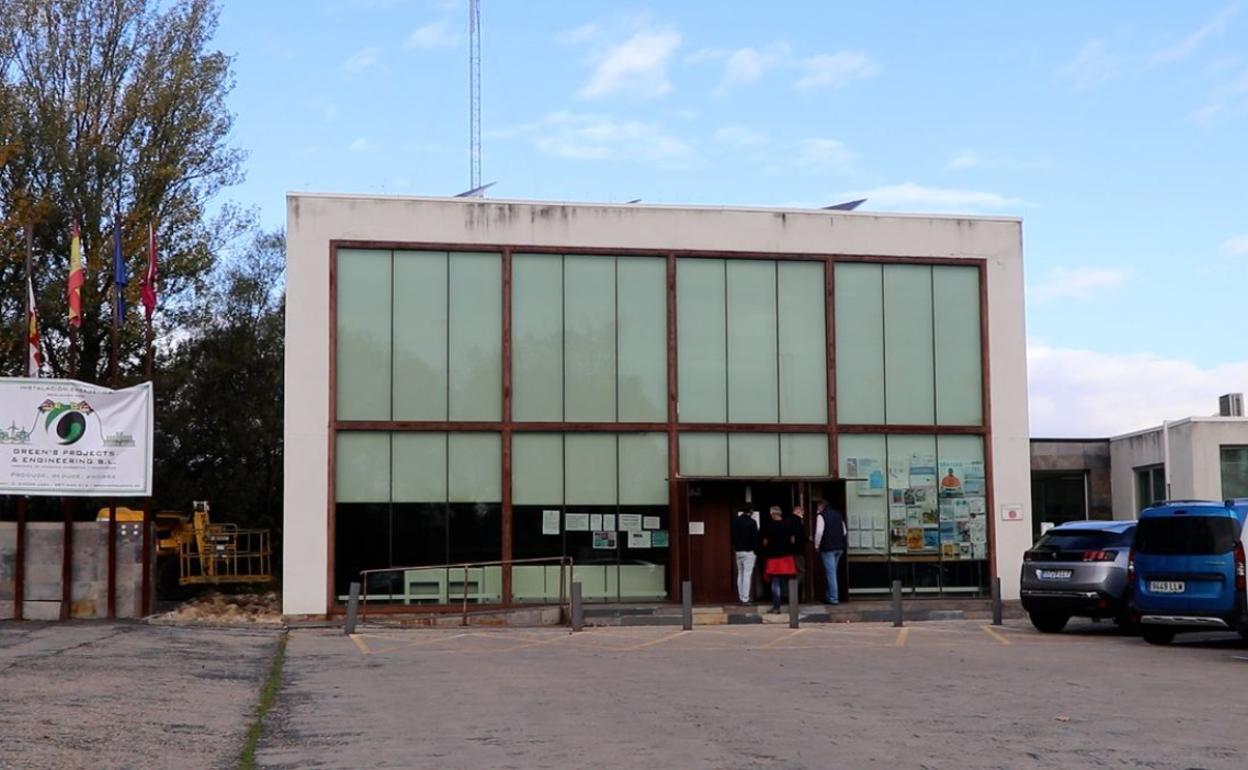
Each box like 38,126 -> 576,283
759,505 -> 803,614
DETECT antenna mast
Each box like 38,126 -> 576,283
468,0 -> 481,190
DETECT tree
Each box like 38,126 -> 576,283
0,0 -> 244,382
153,229 -> 284,539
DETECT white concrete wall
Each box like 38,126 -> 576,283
284,194 -> 1029,613
1110,428 -> 1164,517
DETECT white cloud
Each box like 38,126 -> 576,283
559,22 -> 602,45
404,20 -> 459,50
1223,234 -> 1248,255
719,43 -> 792,91
712,125 -> 766,147
794,51 -> 879,91
1187,65 -> 1248,124
947,150 -> 981,170
1151,5 -> 1238,65
348,138 -> 373,152
836,182 -> 1023,212
1028,266 -> 1134,303
1058,39 -> 1121,91
508,111 -> 689,161
579,28 -> 682,100
342,46 -> 382,75
1028,343 -> 1248,436
797,138 -> 856,168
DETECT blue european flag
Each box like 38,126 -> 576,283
113,214 -> 127,319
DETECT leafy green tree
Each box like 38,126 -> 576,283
0,0 -> 244,382
153,229 -> 284,540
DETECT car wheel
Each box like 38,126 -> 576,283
1028,612 -> 1069,633
1141,626 -> 1176,645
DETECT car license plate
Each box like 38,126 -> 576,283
1037,569 -> 1072,580
1149,581 -> 1185,593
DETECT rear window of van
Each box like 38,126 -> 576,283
1134,516 -> 1239,555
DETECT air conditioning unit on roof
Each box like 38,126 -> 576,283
1219,393 -> 1244,417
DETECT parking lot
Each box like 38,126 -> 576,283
257,619 -> 1248,770
3,618 -> 1245,769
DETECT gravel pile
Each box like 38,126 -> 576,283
154,591 -> 283,624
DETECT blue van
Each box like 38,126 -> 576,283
1131,499 -> 1248,645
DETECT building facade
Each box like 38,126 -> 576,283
1110,415 -> 1248,516
283,194 -> 1031,616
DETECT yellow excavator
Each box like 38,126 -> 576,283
97,501 -> 272,588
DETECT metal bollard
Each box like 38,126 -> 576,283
991,577 -> 1003,626
891,579 -> 903,628
681,580 -> 693,631
788,577 -> 800,629
344,581 -> 361,635
570,581 -> 584,632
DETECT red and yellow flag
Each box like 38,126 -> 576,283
27,276 -> 42,376
68,222 -> 83,328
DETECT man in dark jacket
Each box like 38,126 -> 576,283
730,508 -> 759,605
813,499 -> 848,604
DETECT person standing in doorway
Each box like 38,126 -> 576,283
731,508 -> 759,605
761,506 -> 801,614
813,499 -> 848,605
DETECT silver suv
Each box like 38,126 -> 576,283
1019,521 -> 1136,633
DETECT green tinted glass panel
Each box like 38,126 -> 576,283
564,255 -> 617,421
391,432 -> 447,502
780,434 -> 828,476
619,433 -> 668,505
933,267 -> 982,426
336,432 -> 390,502
883,265 -> 935,424
448,433 -> 501,502
676,259 -> 726,422
448,253 -> 502,421
617,257 -> 667,422
727,260 -> 778,423
834,264 -> 884,423
392,251 -> 448,420
729,433 -> 780,476
679,433 -> 728,477
839,434 -> 887,555
336,249 -> 391,420
1222,447 -> 1248,499
512,254 -> 563,421
565,434 -> 618,505
513,433 -> 564,506
777,262 -> 827,423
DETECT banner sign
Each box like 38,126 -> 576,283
0,378 -> 153,497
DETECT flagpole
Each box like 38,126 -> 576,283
15,222 -> 33,620
63,222 -> 78,620
108,214 -> 120,620
141,221 -> 155,617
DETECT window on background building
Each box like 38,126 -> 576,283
838,433 -> 988,596
511,432 -> 670,603
1135,465 -> 1166,513
1221,447 -> 1248,499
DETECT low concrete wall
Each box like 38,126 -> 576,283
0,522 -> 150,620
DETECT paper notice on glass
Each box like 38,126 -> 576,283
628,530 -> 651,548
847,531 -> 861,548
872,530 -> 887,549
590,514 -> 603,531
848,512 -> 862,531
857,458 -> 884,495
873,513 -> 887,531
972,542 -> 987,560
592,531 -> 617,549
542,509 -> 560,536
565,512 -> 590,532
619,513 -> 643,532
969,515 -> 987,544
603,514 -> 617,531
967,497 -> 986,515
643,516 -> 660,530
909,453 -> 937,487
889,461 -> 907,489
651,530 -> 669,547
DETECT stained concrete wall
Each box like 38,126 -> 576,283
0,522 -> 149,620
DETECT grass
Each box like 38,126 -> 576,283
237,630 -> 288,770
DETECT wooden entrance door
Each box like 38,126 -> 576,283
687,482 -> 737,604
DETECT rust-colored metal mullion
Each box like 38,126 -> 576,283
826,258 -> 838,475
666,252 -> 682,593
501,247 -> 513,607
978,260 -> 997,583
327,241 -> 339,614
14,497 -> 25,620
60,498 -> 73,620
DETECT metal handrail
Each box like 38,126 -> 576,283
358,556 -> 575,626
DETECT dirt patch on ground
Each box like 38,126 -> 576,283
152,591 -> 283,625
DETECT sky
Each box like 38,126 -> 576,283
213,1 -> 1248,438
